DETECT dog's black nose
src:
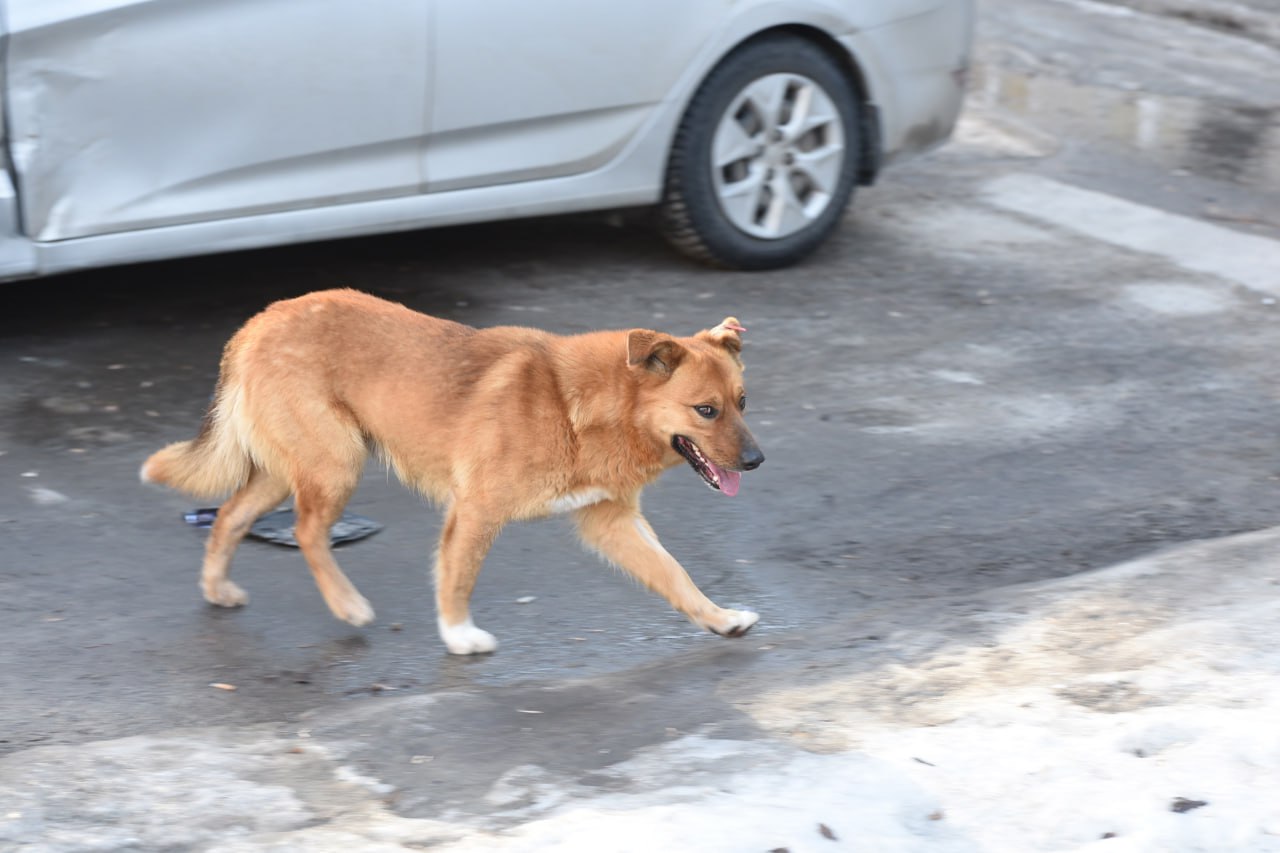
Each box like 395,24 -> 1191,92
739,447 -> 765,471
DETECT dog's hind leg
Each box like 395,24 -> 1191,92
292,465 -> 375,627
574,500 -> 759,638
200,467 -> 290,607
434,506 -> 502,654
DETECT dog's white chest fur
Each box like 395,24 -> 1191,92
545,487 -> 611,514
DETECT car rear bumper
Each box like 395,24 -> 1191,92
843,0 -> 974,171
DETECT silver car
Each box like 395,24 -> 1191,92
0,0 -> 973,278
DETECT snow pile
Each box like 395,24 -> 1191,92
438,528 -> 1280,852
433,702 -> 1280,852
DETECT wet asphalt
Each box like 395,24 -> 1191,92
2,0 -> 1279,778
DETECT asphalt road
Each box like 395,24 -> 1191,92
2,0 -> 1279,834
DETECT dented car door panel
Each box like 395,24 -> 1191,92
4,0 -> 430,242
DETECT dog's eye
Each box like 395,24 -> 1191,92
738,396 -> 746,412
694,404 -> 718,419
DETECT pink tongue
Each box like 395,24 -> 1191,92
712,463 -> 741,497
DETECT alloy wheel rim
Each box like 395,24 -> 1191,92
710,73 -> 846,240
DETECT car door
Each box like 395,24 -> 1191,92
5,0 -> 431,242
425,0 -> 719,193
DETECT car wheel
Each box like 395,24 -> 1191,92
659,35 -> 862,270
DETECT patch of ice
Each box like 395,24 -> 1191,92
1122,282 -> 1233,316
27,486 -> 69,505
931,369 -> 986,385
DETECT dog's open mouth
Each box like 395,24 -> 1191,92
672,435 -> 741,497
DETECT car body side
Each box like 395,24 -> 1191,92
0,0 -> 973,280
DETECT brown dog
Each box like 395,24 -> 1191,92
141,289 -> 764,654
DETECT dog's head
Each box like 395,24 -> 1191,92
626,317 -> 764,496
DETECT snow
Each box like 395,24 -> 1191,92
432,700 -> 1280,852
432,527 -> 1280,852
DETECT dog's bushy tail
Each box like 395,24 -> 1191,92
140,380 -> 254,499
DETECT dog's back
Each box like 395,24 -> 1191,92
144,289 -> 564,503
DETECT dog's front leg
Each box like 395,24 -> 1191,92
574,500 -> 758,637
434,506 -> 503,654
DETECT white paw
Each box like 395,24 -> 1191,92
706,608 -> 759,638
335,594 -> 376,627
439,616 -> 499,655
202,579 -> 249,607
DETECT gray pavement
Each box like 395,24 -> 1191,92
5,525 -> 1280,850
1107,0 -> 1280,49
3,0 -> 1280,848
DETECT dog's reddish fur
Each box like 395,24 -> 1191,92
141,289 -> 763,654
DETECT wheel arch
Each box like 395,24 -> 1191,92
667,24 -> 882,189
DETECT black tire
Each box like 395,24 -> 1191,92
659,34 -> 862,270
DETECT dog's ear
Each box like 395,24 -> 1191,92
697,316 -> 745,366
626,330 -> 686,376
